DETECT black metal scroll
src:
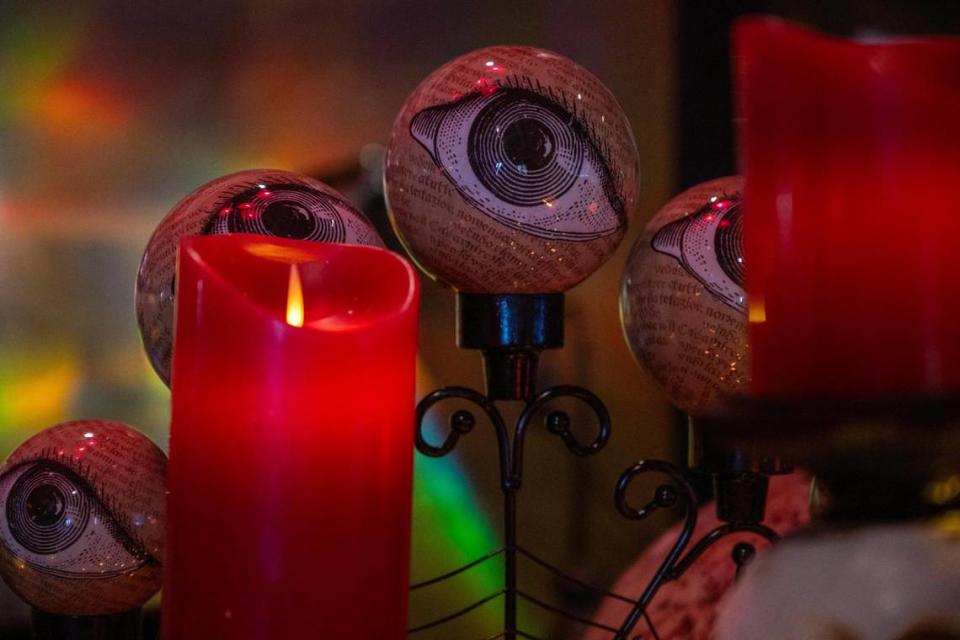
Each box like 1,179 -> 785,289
612,460 -> 779,639
411,384 -> 611,640
408,293 -> 785,640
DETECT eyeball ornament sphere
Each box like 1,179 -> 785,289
384,45 -> 640,293
620,176 -> 747,416
136,169 -> 384,386
0,420 -> 167,615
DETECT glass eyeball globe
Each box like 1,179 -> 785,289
0,420 -> 167,615
136,169 -> 384,386
384,45 -> 640,293
620,176 -> 746,416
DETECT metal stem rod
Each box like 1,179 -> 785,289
504,490 -> 518,640
413,294 -> 614,639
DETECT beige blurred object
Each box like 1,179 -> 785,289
0,420 -> 166,615
384,45 -> 641,293
135,169 -> 383,386
715,521 -> 960,640
620,176 -> 746,416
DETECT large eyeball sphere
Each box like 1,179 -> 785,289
0,420 -> 167,615
384,46 -> 640,293
136,169 -> 384,386
620,176 -> 747,416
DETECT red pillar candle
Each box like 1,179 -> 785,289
736,19 -> 960,398
163,234 -> 419,639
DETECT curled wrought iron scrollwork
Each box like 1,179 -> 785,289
409,383 -> 612,640
612,460 -> 780,640
512,385 -> 611,490
414,386 -> 511,488
413,393 -> 780,640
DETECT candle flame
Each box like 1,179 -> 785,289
286,264 -> 304,328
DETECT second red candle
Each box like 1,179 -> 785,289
736,19 -> 960,399
163,235 -> 420,639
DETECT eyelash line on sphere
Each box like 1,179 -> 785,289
686,190 -> 743,223
497,74 -> 626,220
202,174 -> 316,222
2,450 -> 158,567
690,190 -> 742,214
199,172 -> 321,223
199,180 -> 357,239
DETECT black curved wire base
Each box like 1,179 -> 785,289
409,383 -> 611,640
612,460 -> 780,639
408,544 -> 662,640
408,386 -> 784,640
406,294 -> 784,639
408,384 -> 785,639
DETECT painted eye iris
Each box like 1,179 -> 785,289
203,183 -> 351,243
469,93 -> 582,207
410,84 -> 625,242
8,468 -> 90,554
26,485 -> 65,526
714,201 -> 744,287
260,201 -> 317,238
0,460 -> 154,578
502,119 -> 555,171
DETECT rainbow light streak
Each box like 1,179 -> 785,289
409,377 -> 501,634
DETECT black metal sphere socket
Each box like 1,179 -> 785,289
456,293 -> 564,401
687,417 -> 792,476
481,349 -> 539,403
713,471 -> 770,524
685,416 -> 790,523
456,293 -> 564,350
695,398 -> 960,523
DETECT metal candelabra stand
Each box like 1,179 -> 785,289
408,293 -> 789,640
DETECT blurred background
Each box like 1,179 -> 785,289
1,0 -> 958,637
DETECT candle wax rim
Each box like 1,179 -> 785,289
178,234 -> 420,333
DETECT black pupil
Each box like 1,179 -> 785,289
502,118 -> 555,172
26,484 -> 65,526
261,202 -> 316,239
